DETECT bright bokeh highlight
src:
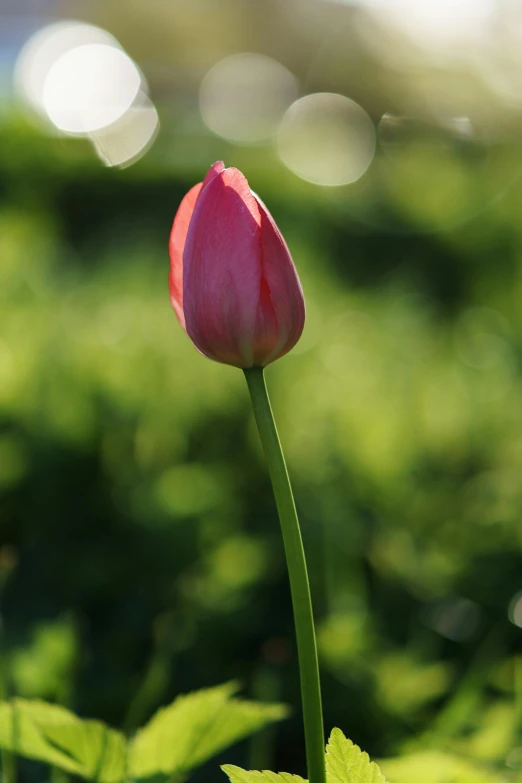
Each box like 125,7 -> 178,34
42,44 -> 142,134
91,92 -> 159,168
14,20 -> 119,116
14,20 -> 157,168
277,93 -> 376,186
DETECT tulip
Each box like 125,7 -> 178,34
169,162 -> 305,368
169,165 -> 325,783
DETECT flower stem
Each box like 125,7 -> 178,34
244,367 -> 326,783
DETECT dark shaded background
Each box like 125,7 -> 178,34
2,0 -> 522,780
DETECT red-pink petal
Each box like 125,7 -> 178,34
202,161 -> 226,188
254,194 -> 305,365
172,163 -> 305,368
169,182 -> 202,328
183,168 -> 264,367
168,162 -> 225,328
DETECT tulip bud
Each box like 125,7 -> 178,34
169,162 -> 305,368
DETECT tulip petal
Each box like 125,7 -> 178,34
169,183 -> 201,328
254,195 -> 305,365
169,162 -> 225,328
183,168 -> 264,367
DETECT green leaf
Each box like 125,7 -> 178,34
222,766 -> 306,783
39,716 -> 126,783
128,681 -> 288,783
0,685 -> 287,783
0,700 -> 126,782
222,728 -> 387,783
326,728 -> 387,783
0,701 -> 81,774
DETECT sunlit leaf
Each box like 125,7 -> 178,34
222,766 -> 306,783
222,728 -> 387,783
40,717 -> 126,783
128,681 -> 288,782
0,700 -> 126,782
326,728 -> 387,783
0,701 -> 81,774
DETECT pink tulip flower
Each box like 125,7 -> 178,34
169,162 -> 305,368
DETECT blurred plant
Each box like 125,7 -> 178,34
0,682 -> 287,783
379,751 -> 505,783
10,615 -> 78,703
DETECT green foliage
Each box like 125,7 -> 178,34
3,104 -> 522,779
128,682 -> 288,782
10,616 -> 78,701
0,700 -> 125,781
0,684 -> 287,783
326,729 -> 387,783
373,653 -> 452,719
223,729 -> 521,783
222,728 -> 387,783
223,768 -> 306,783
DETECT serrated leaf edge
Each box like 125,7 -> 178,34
326,728 -> 387,783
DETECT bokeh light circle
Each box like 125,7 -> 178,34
199,53 -> 298,144
42,44 -> 142,134
14,21 -> 121,116
277,93 -> 376,186
91,92 -> 160,168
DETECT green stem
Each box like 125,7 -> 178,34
244,367 -> 326,783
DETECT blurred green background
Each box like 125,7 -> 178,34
2,0 -> 522,780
